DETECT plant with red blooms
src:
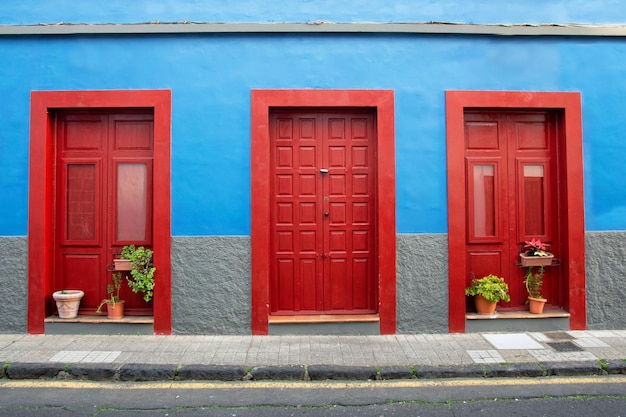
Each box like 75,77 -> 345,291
523,238 -> 550,257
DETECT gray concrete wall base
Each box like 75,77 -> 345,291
396,234 -> 448,334
586,231 -> 626,329
3,232 -> 624,335
0,237 -> 27,333
172,236 -> 250,334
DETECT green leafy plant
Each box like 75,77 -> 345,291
96,272 -> 123,314
465,274 -> 511,303
120,244 -> 136,260
524,265 -> 545,299
122,245 -> 156,302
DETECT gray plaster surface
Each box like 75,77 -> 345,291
4,231 -> 626,335
172,236 -> 251,334
0,236 -> 27,333
396,234 -> 448,334
586,231 -> 626,329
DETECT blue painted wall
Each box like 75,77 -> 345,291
1,0 -> 625,25
1,2 -> 626,235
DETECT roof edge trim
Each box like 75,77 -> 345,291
2,21 -> 626,37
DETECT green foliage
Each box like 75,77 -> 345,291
465,274 -> 511,303
96,272 -> 123,314
524,265 -> 545,299
123,245 -> 156,303
120,244 -> 136,260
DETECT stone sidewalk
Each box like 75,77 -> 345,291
1,330 -> 625,381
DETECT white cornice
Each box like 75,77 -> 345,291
1,21 -> 626,37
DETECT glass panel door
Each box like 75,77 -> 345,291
116,163 -> 147,242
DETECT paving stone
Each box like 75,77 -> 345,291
547,342 -> 583,352
119,363 -> 177,381
414,365 -> 485,379
177,365 -> 248,381
542,361 -> 604,376
544,331 -> 574,341
484,363 -> 545,378
251,365 -> 305,381
307,365 -> 377,381
68,363 -> 119,381
467,349 -> 505,364
7,362 -> 65,379
379,366 -> 414,380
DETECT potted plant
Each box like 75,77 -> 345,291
123,245 -> 156,303
113,245 -> 135,271
52,289 -> 84,319
96,272 -> 125,319
520,238 -> 554,267
465,274 -> 511,315
524,265 -> 547,314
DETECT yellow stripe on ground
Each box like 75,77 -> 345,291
1,376 -> 625,390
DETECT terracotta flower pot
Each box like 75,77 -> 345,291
52,290 -> 84,319
106,300 -> 125,319
528,297 -> 547,314
520,253 -> 554,267
474,295 -> 497,315
113,259 -> 132,271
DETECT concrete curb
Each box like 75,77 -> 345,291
119,364 -> 177,381
250,365 -> 306,381
605,360 -> 626,374
1,361 -> 622,382
177,364 -> 248,381
307,365 -> 378,381
542,361 -> 604,376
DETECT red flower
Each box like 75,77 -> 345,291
523,238 -> 550,256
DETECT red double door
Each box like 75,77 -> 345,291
270,109 -> 377,315
464,111 -> 562,310
53,110 -> 154,315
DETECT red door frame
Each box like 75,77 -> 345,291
251,90 -> 396,335
446,90 -> 586,333
28,90 -> 172,334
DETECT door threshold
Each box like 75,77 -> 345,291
45,315 -> 154,324
269,314 -> 379,324
466,309 -> 570,320
465,309 -> 570,333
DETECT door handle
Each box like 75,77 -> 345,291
324,211 -> 329,217
319,168 -> 329,174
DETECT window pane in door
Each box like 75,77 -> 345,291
473,165 -> 495,237
66,164 -> 96,241
524,165 -> 545,235
117,163 -> 147,241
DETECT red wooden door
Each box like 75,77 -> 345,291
270,109 -> 377,315
464,111 -> 561,310
54,111 -> 154,315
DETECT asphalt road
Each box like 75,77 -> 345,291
1,376 -> 625,416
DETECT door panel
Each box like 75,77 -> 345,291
465,111 -> 560,310
270,109 -> 376,315
55,111 -> 154,316
61,161 -> 102,245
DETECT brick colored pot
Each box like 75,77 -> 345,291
519,253 -> 554,267
113,259 -> 132,271
528,297 -> 547,314
106,300 -> 125,319
474,295 -> 497,315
